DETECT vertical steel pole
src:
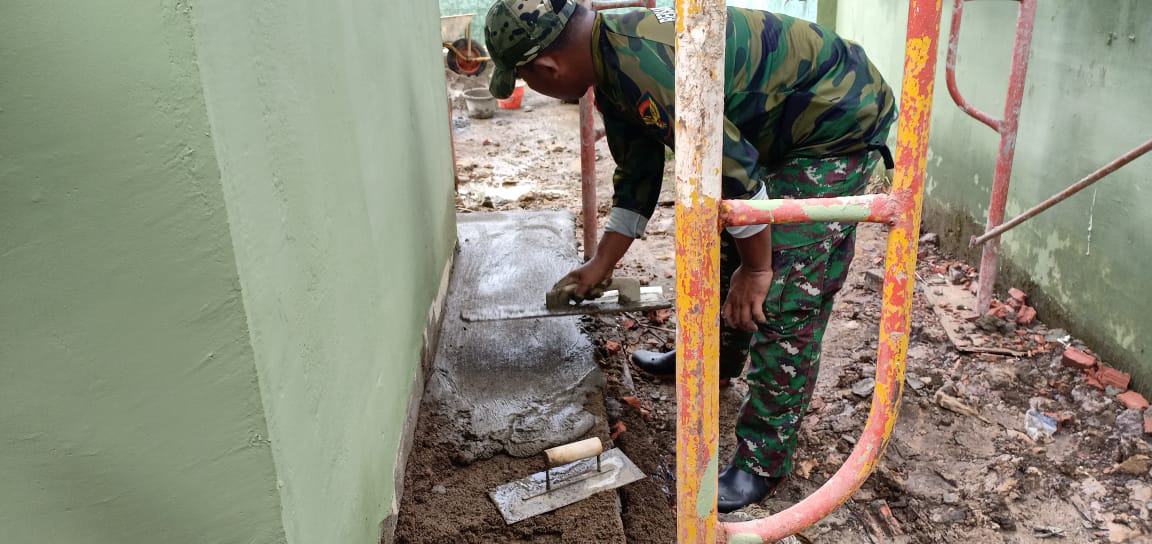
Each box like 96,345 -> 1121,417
580,87 -> 599,260
674,0 -> 725,541
974,0 -> 1037,313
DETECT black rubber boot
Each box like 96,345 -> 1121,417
631,349 -> 676,376
630,349 -> 739,386
716,465 -> 782,513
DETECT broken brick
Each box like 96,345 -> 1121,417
1062,348 -> 1097,371
1095,365 -> 1131,391
1008,287 -> 1027,303
1083,372 -> 1105,390
1117,391 -> 1150,410
1016,305 -> 1037,325
603,340 -> 622,353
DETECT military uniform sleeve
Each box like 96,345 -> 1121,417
721,116 -> 769,238
602,109 -> 666,239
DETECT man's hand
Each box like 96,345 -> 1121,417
722,265 -> 773,331
551,260 -> 614,304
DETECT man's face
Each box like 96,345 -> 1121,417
517,54 -> 587,101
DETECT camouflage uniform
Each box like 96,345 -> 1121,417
484,2 -> 896,477
589,7 -> 896,478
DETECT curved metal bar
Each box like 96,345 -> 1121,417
715,0 -> 942,539
945,0 -> 1001,132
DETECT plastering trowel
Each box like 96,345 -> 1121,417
460,277 -> 671,322
488,437 -> 645,524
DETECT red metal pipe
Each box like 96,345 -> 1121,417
718,0 -> 941,539
945,0 -> 1000,132
972,137 -> 1152,246
579,87 -> 598,260
974,0 -> 1037,313
721,194 -> 895,227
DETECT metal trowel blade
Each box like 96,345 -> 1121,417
487,448 -> 646,524
461,286 -> 670,322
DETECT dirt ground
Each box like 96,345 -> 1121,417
395,72 -> 1152,543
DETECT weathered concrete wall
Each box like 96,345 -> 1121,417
835,0 -> 1152,386
0,0 -> 456,543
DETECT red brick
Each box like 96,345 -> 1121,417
1062,348 -> 1097,371
1095,365 -> 1131,391
1008,287 -> 1027,303
1117,391 -> 1150,410
1016,305 -> 1037,325
1083,372 -> 1105,390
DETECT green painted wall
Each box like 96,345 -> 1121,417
0,2 -> 284,543
189,0 -> 457,542
835,1 -> 1152,385
0,0 -> 456,543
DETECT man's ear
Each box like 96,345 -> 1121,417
531,54 -> 562,80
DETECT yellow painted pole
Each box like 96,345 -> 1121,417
673,0 -> 725,541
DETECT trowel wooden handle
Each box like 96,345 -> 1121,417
544,438 -> 603,467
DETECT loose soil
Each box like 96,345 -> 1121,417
395,72 -> 1152,543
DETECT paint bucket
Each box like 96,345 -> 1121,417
498,82 -> 526,110
463,88 -> 497,119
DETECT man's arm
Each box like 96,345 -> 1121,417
720,116 -> 775,331
556,107 -> 665,298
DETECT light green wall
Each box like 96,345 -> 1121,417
0,2 -> 284,543
189,0 -> 456,542
836,1 -> 1152,385
0,0 -> 456,542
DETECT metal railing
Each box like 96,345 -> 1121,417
670,0 -> 945,540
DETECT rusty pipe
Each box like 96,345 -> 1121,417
971,137 -> 1152,246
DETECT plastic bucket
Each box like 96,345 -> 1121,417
463,88 -> 497,119
497,82 -> 526,110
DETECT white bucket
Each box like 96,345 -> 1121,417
463,88 -> 497,119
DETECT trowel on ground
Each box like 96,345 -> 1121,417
460,277 -> 671,322
488,437 -> 646,524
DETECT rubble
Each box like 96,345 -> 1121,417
1118,391 -> 1150,410
1062,347 -> 1097,370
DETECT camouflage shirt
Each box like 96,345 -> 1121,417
594,6 -> 896,234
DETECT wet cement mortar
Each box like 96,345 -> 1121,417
395,71 -> 1152,543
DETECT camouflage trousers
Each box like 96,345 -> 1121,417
720,151 -> 880,478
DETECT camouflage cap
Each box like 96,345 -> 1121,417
484,0 -> 576,98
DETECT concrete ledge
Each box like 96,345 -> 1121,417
381,247 -> 456,544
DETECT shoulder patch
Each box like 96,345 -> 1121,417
650,7 -> 676,24
637,91 -> 669,132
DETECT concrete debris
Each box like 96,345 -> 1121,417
852,378 -> 876,398
1033,526 -> 1065,538
1107,521 -> 1143,543
863,269 -> 884,292
1115,455 -> 1151,476
935,392 -> 982,419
